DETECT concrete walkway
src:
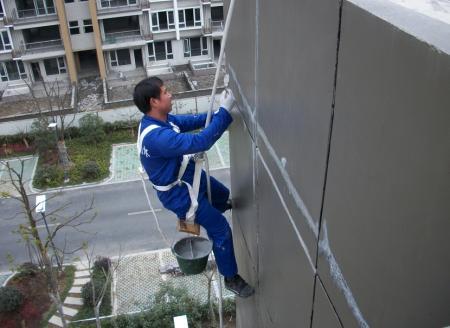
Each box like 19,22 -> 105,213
48,263 -> 89,328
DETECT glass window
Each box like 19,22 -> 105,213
154,42 -> 166,61
185,9 -> 194,27
158,12 -> 168,30
191,38 -> 201,56
83,19 -> 93,33
0,30 -> 11,51
4,61 -> 20,80
44,58 -> 59,75
69,21 -> 80,35
117,49 -> 131,66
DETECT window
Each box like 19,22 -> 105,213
110,49 -> 131,66
148,41 -> 173,61
184,37 -> 207,57
0,61 -> 26,81
178,8 -> 201,28
211,6 -> 223,21
83,19 -> 93,33
44,57 -> 66,75
151,10 -> 175,32
0,1 -> 4,17
69,21 -> 79,35
64,0 -> 74,3
0,30 -> 12,51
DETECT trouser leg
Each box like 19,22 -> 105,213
209,176 -> 230,213
195,197 -> 237,278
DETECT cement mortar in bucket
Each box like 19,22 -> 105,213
172,236 -> 213,275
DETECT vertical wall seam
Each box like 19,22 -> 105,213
311,0 -> 345,326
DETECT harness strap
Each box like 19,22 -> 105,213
137,121 -> 203,222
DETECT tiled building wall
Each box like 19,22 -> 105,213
226,0 -> 450,327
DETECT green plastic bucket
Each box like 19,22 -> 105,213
172,236 -> 213,275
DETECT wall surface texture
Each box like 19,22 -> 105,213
226,0 -> 450,327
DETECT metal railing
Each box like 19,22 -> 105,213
103,30 -> 142,44
14,39 -> 63,56
12,7 -> 57,21
99,0 -> 137,9
203,19 -> 224,34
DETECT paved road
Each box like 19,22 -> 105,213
0,168 -> 230,272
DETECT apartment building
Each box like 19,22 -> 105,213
0,0 -> 223,90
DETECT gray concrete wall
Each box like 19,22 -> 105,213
226,0 -> 450,327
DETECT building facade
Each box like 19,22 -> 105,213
0,0 -> 223,88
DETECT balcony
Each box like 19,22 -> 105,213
102,29 -> 145,49
97,0 -> 143,17
203,19 -> 223,36
10,7 -> 58,28
14,39 -> 64,59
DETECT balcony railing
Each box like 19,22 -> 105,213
103,30 -> 142,44
203,19 -> 223,34
11,7 -> 57,24
97,0 -> 146,13
14,39 -> 63,57
212,20 -> 224,32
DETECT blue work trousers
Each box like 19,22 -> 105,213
195,176 -> 238,278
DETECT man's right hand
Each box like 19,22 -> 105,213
220,88 -> 236,112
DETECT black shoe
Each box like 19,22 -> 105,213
225,274 -> 255,298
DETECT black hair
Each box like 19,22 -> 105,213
133,76 -> 164,114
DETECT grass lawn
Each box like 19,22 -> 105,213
33,129 -> 135,189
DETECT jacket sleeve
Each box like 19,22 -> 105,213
171,113 -> 208,132
149,108 -> 232,158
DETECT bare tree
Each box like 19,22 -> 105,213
82,248 -> 121,328
0,157 -> 96,328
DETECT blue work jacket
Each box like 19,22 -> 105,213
139,108 -> 233,218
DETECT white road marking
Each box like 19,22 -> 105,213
127,209 -> 162,216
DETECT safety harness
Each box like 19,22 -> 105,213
137,121 -> 204,222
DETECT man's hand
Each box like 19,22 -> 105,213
220,88 -> 235,112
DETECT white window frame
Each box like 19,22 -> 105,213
100,0 -> 136,8
150,10 -> 175,32
0,29 -> 12,52
184,37 -> 208,57
0,60 -> 27,81
147,40 -> 173,61
109,49 -> 132,67
178,7 -> 202,29
44,57 -> 66,75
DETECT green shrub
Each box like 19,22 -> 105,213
30,118 -> 56,155
16,262 -> 40,278
79,113 -> 105,144
143,282 -> 204,328
0,286 -> 24,313
81,160 -> 100,180
93,256 -> 111,275
81,279 -> 105,307
34,164 -> 63,188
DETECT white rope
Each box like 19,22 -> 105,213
140,171 -> 171,248
203,0 -> 237,327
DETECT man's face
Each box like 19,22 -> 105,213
151,85 -> 172,114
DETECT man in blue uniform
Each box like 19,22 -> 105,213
133,76 -> 254,298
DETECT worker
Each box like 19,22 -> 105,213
133,77 -> 254,298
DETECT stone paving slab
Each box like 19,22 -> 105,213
110,132 -> 230,183
69,286 -> 82,294
73,278 -> 90,286
64,297 -> 83,306
49,315 -> 64,327
75,270 -> 90,278
62,306 -> 78,317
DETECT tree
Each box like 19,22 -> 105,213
0,157 -> 96,328
82,249 -> 121,328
